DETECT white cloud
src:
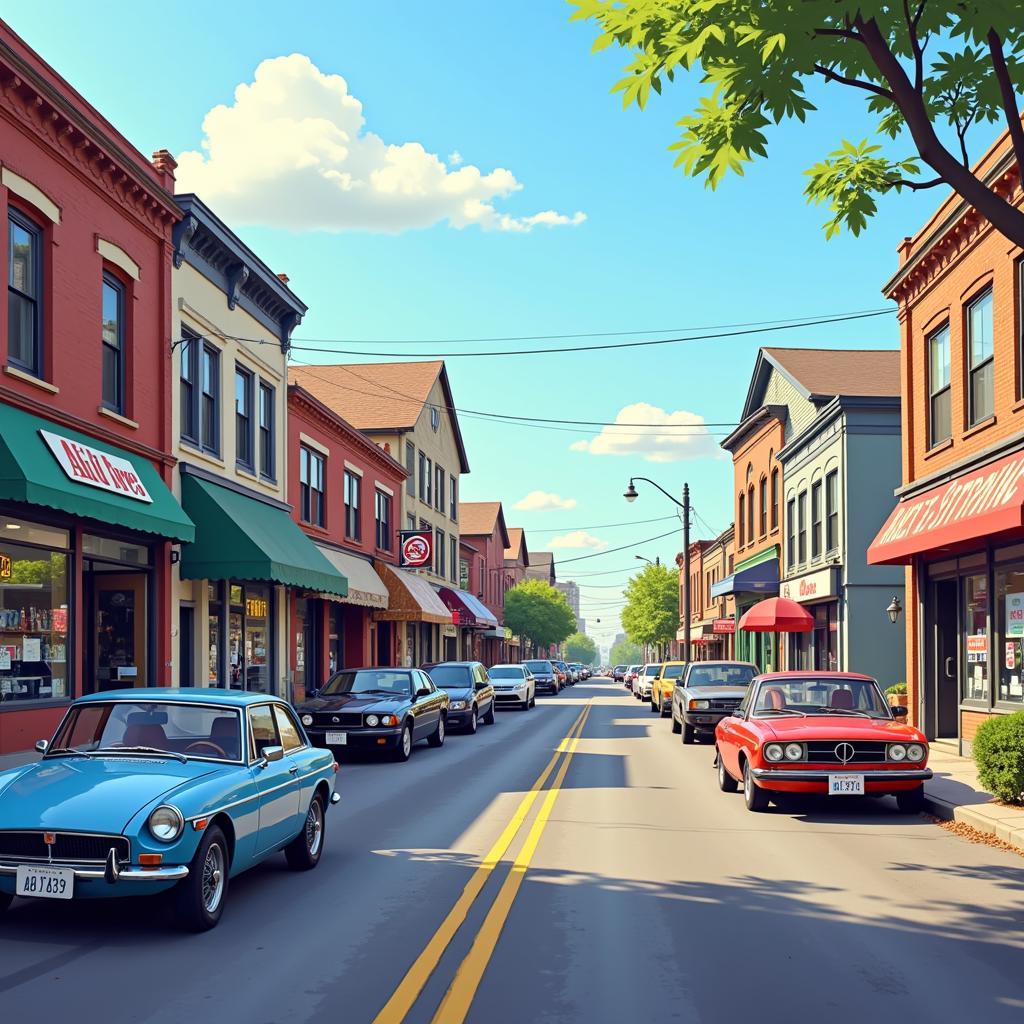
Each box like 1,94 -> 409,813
176,54 -> 586,235
569,403 -> 721,463
513,490 -> 577,511
548,531 -> 608,550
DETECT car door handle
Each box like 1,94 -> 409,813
288,764 -> 299,775
945,657 -> 954,678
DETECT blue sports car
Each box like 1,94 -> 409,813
0,688 -> 339,931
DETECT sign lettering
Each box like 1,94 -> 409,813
245,598 -> 268,618
780,567 -> 835,604
40,430 -> 153,504
712,618 -> 736,634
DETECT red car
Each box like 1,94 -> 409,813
714,672 -> 931,814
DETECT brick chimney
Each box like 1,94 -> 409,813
896,236 -> 914,266
277,273 -> 290,285
151,149 -> 177,191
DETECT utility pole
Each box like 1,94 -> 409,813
682,482 -> 691,663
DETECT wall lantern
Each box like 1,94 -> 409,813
886,595 -> 902,625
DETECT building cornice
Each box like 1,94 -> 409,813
721,405 -> 787,453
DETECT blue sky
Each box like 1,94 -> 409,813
7,3 -> 991,646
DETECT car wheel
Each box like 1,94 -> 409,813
467,708 -> 478,734
671,709 -> 682,735
682,722 -> 695,745
175,824 -> 230,932
896,785 -> 925,814
285,793 -> 325,871
483,701 -> 496,726
743,761 -> 770,812
530,692 -> 536,708
649,696 -> 658,714
428,713 -> 446,748
392,722 -> 414,762
717,751 -> 738,793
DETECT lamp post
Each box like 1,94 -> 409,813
624,477 -> 691,662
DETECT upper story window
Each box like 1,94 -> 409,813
258,382 -> 275,479
8,209 -> 42,378
434,464 -> 445,513
181,332 -> 220,454
786,498 -> 796,569
449,475 -> 458,521
344,470 -> 361,541
405,442 -> 416,496
101,273 -> 126,414
418,452 -> 427,503
967,288 -> 994,426
825,470 -> 839,552
235,366 -> 254,469
375,489 -> 392,551
423,457 -> 433,506
797,491 -> 807,564
746,485 -> 754,543
758,477 -> 767,538
450,535 -> 458,582
770,468 -> 779,531
738,492 -> 746,547
928,323 -> 951,447
430,406 -> 440,431
299,445 -> 325,526
811,479 -> 823,559
436,529 -> 446,578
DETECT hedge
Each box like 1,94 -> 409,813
974,712 -> 1024,805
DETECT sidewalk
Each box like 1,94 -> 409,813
924,745 -> 1024,853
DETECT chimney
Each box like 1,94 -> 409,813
151,149 -> 177,191
897,236 -> 913,266
277,273 -> 290,285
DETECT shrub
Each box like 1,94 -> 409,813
974,712 -> 1024,805
885,682 -> 907,696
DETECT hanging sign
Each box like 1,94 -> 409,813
40,430 -> 152,503
451,608 -> 460,626
966,633 -> 988,663
400,530 -> 433,568
712,618 -> 736,634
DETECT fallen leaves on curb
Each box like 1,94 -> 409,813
926,814 -> 1024,858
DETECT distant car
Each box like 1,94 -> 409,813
0,689 -> 338,931
489,664 -> 536,710
297,668 -> 449,762
424,662 -> 497,733
625,665 -> 641,691
523,659 -> 560,694
554,661 -> 573,686
671,661 -> 758,743
567,663 -> 582,683
714,672 -> 931,813
634,663 -> 663,702
650,661 -> 687,716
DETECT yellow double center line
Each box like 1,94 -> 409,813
373,701 -> 591,1024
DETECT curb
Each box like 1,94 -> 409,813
924,791 -> 1024,854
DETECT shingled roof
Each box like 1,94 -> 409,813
504,527 -> 528,564
459,501 -> 510,547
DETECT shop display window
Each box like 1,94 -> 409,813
995,566 -> 1024,705
963,572 -> 989,702
227,583 -> 271,692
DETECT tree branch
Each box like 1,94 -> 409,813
902,0 -> 926,92
886,176 -> 945,191
813,63 -> 892,98
813,27 -> 862,42
987,29 -> 1024,176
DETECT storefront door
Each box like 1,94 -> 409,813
227,584 -> 272,693
179,605 -> 195,686
928,578 -> 959,740
90,572 -> 148,690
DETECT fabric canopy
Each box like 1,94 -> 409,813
179,474 -> 347,596
434,585 -> 499,629
316,545 -> 389,608
738,597 -> 814,633
710,557 -> 779,599
373,563 -> 452,624
0,403 -> 194,541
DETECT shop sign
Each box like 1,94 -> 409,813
966,633 -> 988,663
246,597 -> 268,618
780,566 -> 836,604
40,430 -> 152,504
712,618 -> 736,634
451,608 -> 460,626
400,530 -> 432,568
1006,592 -> 1024,637
0,554 -> 9,580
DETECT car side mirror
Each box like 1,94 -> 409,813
416,687 -> 432,698
35,739 -> 48,753
475,680 -> 488,690
731,709 -> 745,718
309,688 -> 320,699
890,705 -> 908,717
263,745 -> 285,763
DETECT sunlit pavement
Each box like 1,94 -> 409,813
2,679 -> 1024,1022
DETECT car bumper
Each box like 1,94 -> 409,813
308,727 -> 404,750
0,858 -> 188,884
751,767 -> 933,793
447,710 -> 475,728
494,690 -> 529,705
534,680 -> 558,692
683,711 -> 730,729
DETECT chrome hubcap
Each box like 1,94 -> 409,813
202,843 -> 225,913
403,728 -> 412,756
306,802 -> 323,856
470,711 -> 476,731
438,718 -> 445,742
744,767 -> 752,800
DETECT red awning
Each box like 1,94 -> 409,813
868,450 -> 1024,565
738,597 -> 814,633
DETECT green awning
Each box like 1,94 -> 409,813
179,474 -> 348,597
0,403 -> 194,542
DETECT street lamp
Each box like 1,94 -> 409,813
886,595 -> 903,625
624,477 -> 691,662
635,554 -> 661,566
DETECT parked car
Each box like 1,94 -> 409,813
625,665 -> 641,691
553,661 -> 573,686
568,663 -> 582,683
714,672 -> 932,813
523,659 -> 560,694
424,662 -> 497,733
671,661 -> 759,743
488,664 -> 536,710
296,668 -> 448,762
634,663 -> 663,702
0,689 -> 338,931
650,661 -> 687,716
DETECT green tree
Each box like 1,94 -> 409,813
504,579 -> 578,651
610,638 -> 643,665
570,2 -> 1024,245
565,631 -> 599,665
621,564 -> 678,653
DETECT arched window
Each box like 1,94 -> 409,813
770,467 -> 780,531
759,476 -> 768,537
738,491 -> 746,546
747,485 -> 755,542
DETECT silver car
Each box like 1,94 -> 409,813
671,661 -> 759,744
634,663 -> 663,701
488,664 -> 536,710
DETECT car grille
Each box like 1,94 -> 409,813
315,712 -> 364,728
495,693 -> 523,703
0,830 -> 130,864
805,741 -> 889,764
708,698 -> 742,712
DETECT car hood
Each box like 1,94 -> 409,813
759,717 -> 926,743
0,757 -> 223,833
436,687 -> 473,701
298,693 -> 410,713
680,685 -> 748,699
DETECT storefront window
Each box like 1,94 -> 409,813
329,605 -> 343,675
228,583 -> 271,692
996,566 -> 1024,704
963,572 -> 989,702
0,529 -> 70,702
207,582 -> 222,684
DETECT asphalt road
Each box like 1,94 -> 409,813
2,678 -> 1024,1023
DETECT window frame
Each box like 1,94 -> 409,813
810,479 -> 823,560
758,476 -> 768,538
405,443 -> 416,497
258,380 -> 275,480
770,468 -> 779,531
449,475 -> 458,521
797,491 -> 807,565
200,343 -> 220,455
927,322 -> 952,448
825,470 -> 839,553
100,270 -> 126,414
746,485 -> 754,543
7,207 -> 44,379
450,533 -> 458,582
436,529 -> 446,578
235,364 -> 255,470
434,463 -> 445,514
180,329 -> 199,444
299,444 -> 325,527
344,469 -> 361,542
375,489 -> 392,551
966,287 -> 994,428
738,492 -> 746,547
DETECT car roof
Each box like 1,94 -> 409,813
491,663 -> 524,668
75,687 -> 285,706
430,661 -> 480,667
755,671 -> 875,682
690,661 -> 758,668
660,660 -> 687,667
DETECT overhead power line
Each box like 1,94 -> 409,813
553,527 -> 682,564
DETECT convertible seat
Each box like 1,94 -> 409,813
210,716 -> 241,760
761,686 -> 786,710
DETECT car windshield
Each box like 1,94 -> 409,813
662,664 -> 686,679
615,665 -> 626,672
687,665 -> 756,688
428,665 -> 474,688
490,667 -> 524,679
49,702 -> 243,762
752,677 -> 890,718
321,669 -> 413,697
524,661 -> 551,672
644,665 -> 662,676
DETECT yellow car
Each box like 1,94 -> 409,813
650,661 -> 687,716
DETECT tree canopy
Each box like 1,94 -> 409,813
621,563 -> 679,650
570,2 -> 1024,246
610,638 -> 643,665
504,579 -> 578,650
565,631 -> 599,665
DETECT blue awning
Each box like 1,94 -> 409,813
710,558 -> 779,598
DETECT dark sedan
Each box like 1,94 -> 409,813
423,662 -> 496,733
522,659 -> 560,694
296,668 -> 449,762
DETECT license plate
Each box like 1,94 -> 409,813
828,774 -> 864,796
325,731 -> 347,746
16,865 -> 74,900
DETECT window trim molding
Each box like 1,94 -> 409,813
100,269 -> 127,415
965,286 -> 994,430
7,206 -> 44,379
257,379 -> 275,482
234,363 -> 255,471
926,320 -> 952,449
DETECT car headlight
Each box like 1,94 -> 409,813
784,743 -> 804,761
451,700 -> 467,711
888,743 -> 907,761
764,743 -> 784,762
365,714 -> 380,727
301,714 -> 313,726
688,699 -> 710,710
148,805 -> 184,843
906,743 -> 926,762
379,714 -> 399,727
